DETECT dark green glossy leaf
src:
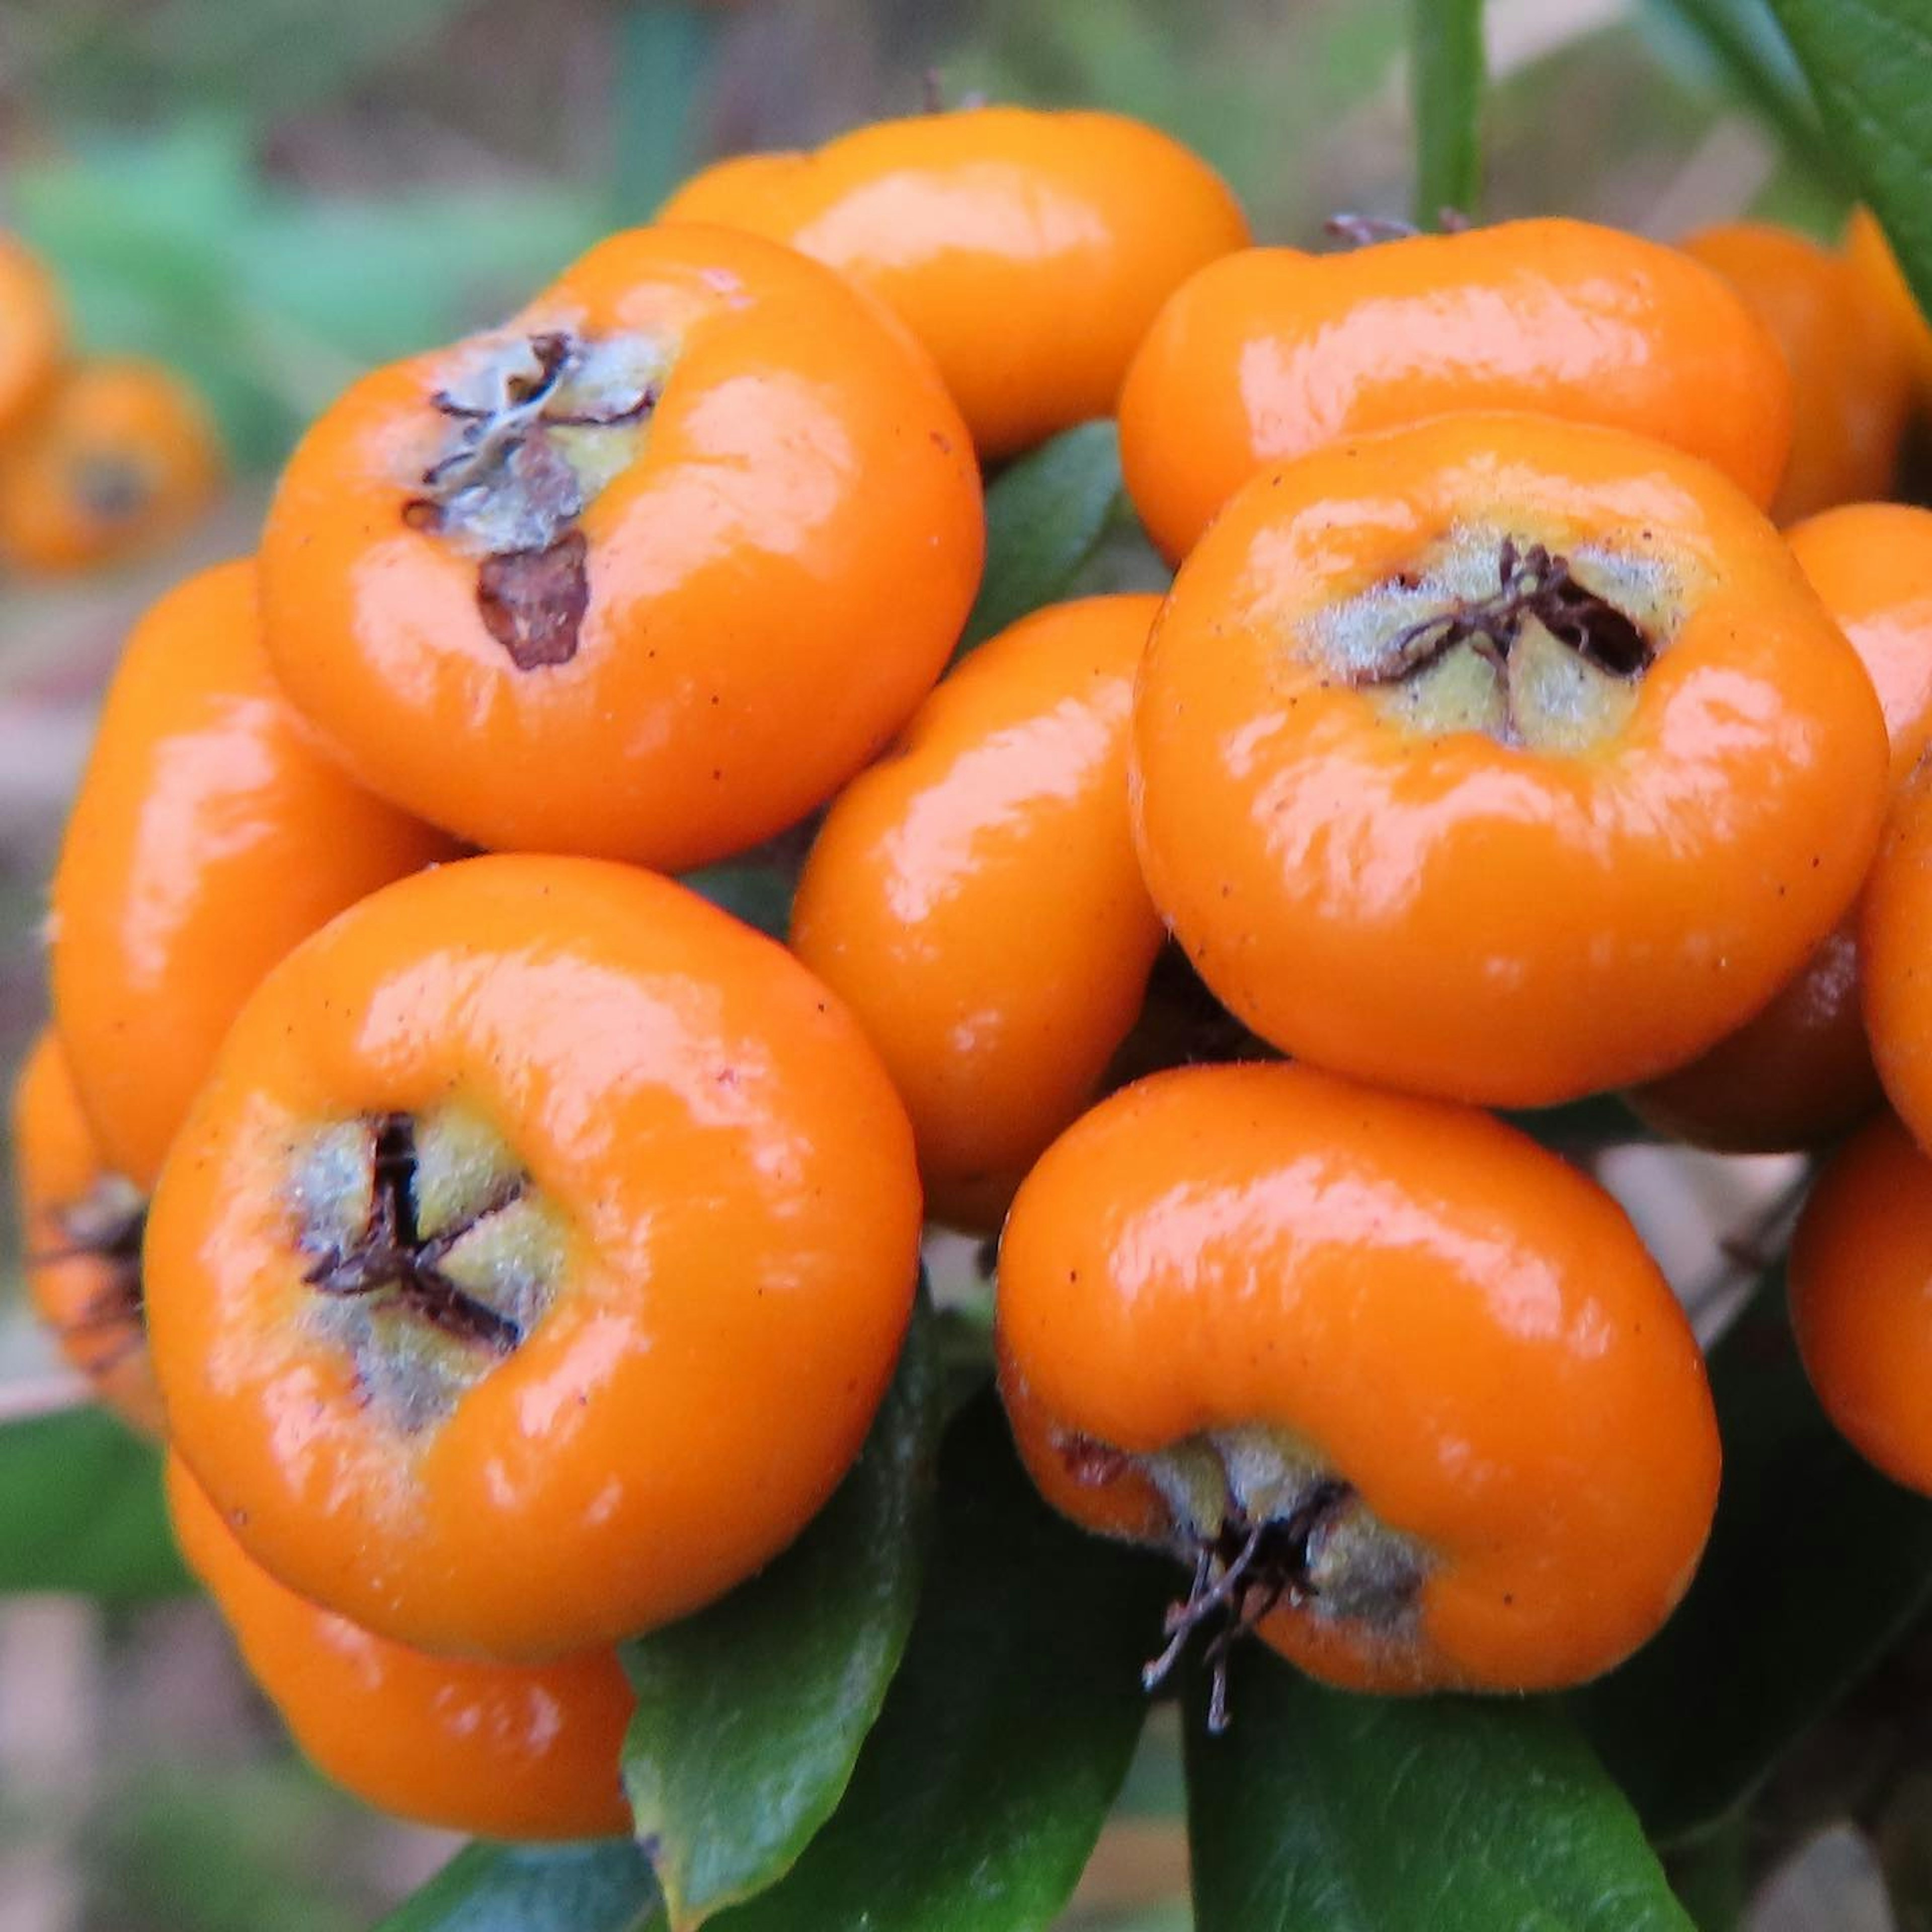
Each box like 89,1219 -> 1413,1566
1408,0 -> 1486,226
1769,0 -> 1932,308
697,1392 -> 1172,1932
1642,0 -> 1839,183
0,1403 -> 190,1602
1580,1277 -> 1932,1842
620,1297 -> 941,1928
1501,1090 -> 1664,1155
1189,1654 -> 1692,1931
960,422 -> 1131,653
376,1840 -> 658,1932
678,861 -> 794,943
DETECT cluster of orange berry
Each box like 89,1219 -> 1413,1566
18,102 -> 1932,1841
0,234 -> 222,576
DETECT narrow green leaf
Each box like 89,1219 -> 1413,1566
0,1405 -> 190,1602
1768,0 -> 1932,309
1408,0 -> 1486,227
375,1840 -> 658,1932
1579,1276 -> 1932,1841
614,4 -> 720,219
960,422 -> 1132,653
620,1296 -> 942,1928
698,1392 -> 1173,1932
1640,0 -> 1840,183
1189,1655 -> 1692,1931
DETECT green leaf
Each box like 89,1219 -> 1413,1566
678,862 -> 794,944
1641,0 -> 1840,183
375,1841 -> 659,1932
1579,1276 -> 1932,1842
1188,1655 -> 1693,1931
960,422 -> 1133,653
695,1392 -> 1172,1932
620,1296 -> 942,1928
0,1404 -> 190,1602
1768,0 -> 1932,309
1408,0 -> 1485,227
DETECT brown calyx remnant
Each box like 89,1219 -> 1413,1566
291,1103 -> 568,1432
74,457 -> 151,525
1057,1423 -> 1427,1732
1305,531 -> 1673,755
1142,1480 -> 1356,1733
37,1176 -> 147,1367
301,1113 -> 524,1355
403,329 -> 662,671
1362,539 -> 1652,688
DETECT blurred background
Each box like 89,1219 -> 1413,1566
0,1 -> 1872,1926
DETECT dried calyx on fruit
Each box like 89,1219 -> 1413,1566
1059,1423 -> 1425,1732
292,1103 -> 565,1431
37,1173 -> 147,1366
403,329 -> 667,669
1305,531 -> 1669,752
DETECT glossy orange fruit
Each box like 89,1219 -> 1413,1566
146,854 -> 922,1659
0,233 -> 63,442
10,1029 -> 161,1437
792,594 -> 1166,1230
0,357 -> 221,574
167,1455 -> 631,1837
1119,217 -> 1793,561
660,107 -> 1249,459
1133,412 -> 1888,1108
1680,221 -> 1908,522
259,223 -> 983,867
1631,501 -> 1932,1150
1843,208 -> 1932,414
51,558 -> 458,1190
1861,762 -> 1932,1156
998,1062 -> 1720,1707
1790,1112 -> 1932,1494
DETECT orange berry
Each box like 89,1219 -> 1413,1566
662,108 -> 1249,459
259,224 -> 983,867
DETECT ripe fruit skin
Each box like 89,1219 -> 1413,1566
791,594 -> 1166,1230
166,1456 -> 632,1839
1631,502 -> 1932,1150
1790,1113 -> 1932,1495
1862,767 -> 1932,1154
1118,217 -> 1794,561
0,357 -> 221,574
51,558 -> 458,1190
0,234 -> 63,442
259,223 -> 983,867
660,108 -> 1250,460
11,1029 -> 162,1437
997,1062 -> 1720,1694
1843,208 -> 1932,412
1132,412 -> 1889,1108
1680,222 -> 1908,523
145,853 -> 922,1660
